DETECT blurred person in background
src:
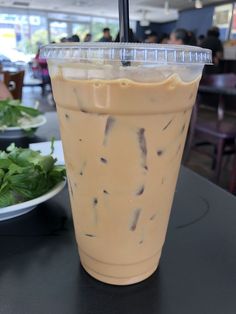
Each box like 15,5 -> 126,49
197,34 -> 205,47
31,43 -> 51,94
69,34 -> 80,42
158,33 -> 169,44
84,33 -> 92,42
145,31 -> 158,44
33,48 -> 48,77
99,28 -> 112,42
114,28 -> 138,42
169,28 -> 195,45
200,26 -> 223,65
60,37 -> 69,43
187,31 -> 197,46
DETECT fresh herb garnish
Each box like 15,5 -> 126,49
0,99 -> 41,129
0,143 -> 66,208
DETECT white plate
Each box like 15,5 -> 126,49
0,180 -> 66,221
0,115 -> 47,139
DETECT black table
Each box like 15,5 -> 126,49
1,112 -> 236,314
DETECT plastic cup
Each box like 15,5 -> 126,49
41,43 -> 211,285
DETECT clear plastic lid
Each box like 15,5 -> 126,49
40,42 -> 212,65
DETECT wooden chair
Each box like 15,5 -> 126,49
8,70 -> 25,100
0,71 -> 11,86
185,73 -> 236,183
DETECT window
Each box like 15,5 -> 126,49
213,4 -> 233,41
91,17 -> 107,41
230,4 -> 236,39
49,21 -> 68,43
106,19 -> 119,41
91,17 -> 134,42
72,23 -> 91,42
29,16 -> 48,53
0,7 -> 138,59
0,14 -> 29,51
0,13 -> 48,56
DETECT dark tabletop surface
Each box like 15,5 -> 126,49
0,112 -> 236,314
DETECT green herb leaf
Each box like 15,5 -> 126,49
0,188 -> 15,208
0,144 -> 66,208
0,99 -> 42,128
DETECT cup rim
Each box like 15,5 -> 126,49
40,42 -> 212,65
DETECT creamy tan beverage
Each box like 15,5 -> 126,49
41,43 -> 211,285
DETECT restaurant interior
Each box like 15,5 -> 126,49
1,0 -> 236,312
1,0 -> 236,194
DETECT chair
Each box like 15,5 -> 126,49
0,71 -> 11,86
185,73 -> 236,183
229,155 -> 236,194
8,70 -> 25,100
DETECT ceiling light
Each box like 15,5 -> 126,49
195,0 -> 203,9
12,1 -> 30,6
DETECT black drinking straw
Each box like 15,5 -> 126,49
119,0 -> 130,43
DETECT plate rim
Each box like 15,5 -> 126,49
0,180 -> 66,214
0,115 -> 47,131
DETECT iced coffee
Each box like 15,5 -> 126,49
41,43 -> 211,285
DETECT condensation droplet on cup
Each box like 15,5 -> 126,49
120,80 -> 129,88
94,81 -> 102,88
